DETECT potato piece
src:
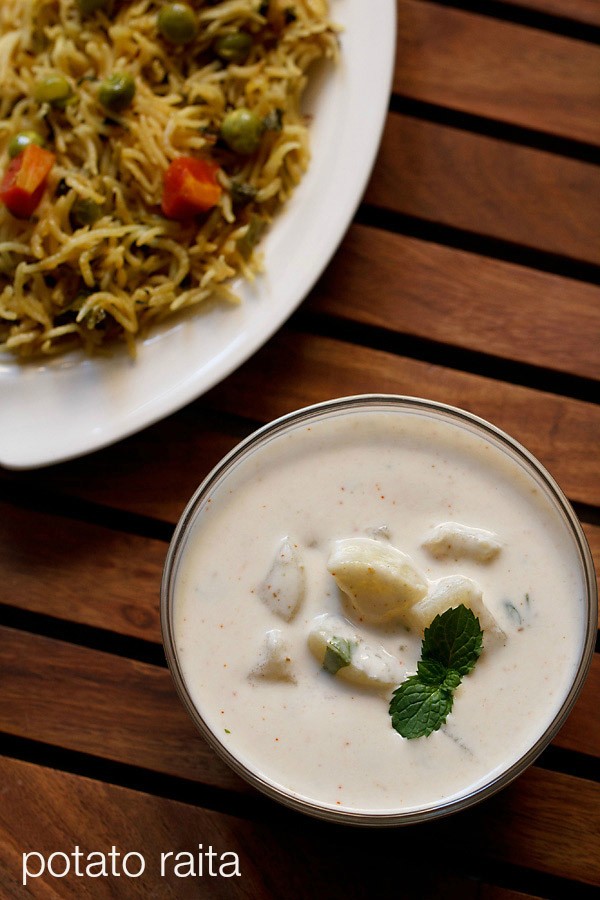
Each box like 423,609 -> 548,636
308,614 -> 405,688
258,537 -> 305,621
249,629 -> 296,682
422,522 -> 502,562
404,575 -> 505,642
327,537 -> 427,623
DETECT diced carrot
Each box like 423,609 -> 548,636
162,156 -> 222,220
0,144 -> 56,219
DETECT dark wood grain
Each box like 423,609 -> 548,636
395,1 -> 600,145
306,223 -> 600,380
554,654 -> 600,757
0,760 -> 564,900
0,4 -> 597,895
367,112 -> 600,265
478,767 -> 600,885
1,756 -> 598,892
0,502 -> 165,641
0,757 -> 267,900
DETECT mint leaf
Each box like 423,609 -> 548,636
416,657 -> 447,686
422,605 -> 483,676
389,605 -> 484,739
389,677 -> 454,739
323,636 -> 353,675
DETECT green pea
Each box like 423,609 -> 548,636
157,3 -> 198,45
98,73 -> 136,113
214,32 -> 253,65
76,0 -> 111,14
220,108 -> 264,155
8,131 -> 45,159
34,74 -> 74,109
70,198 -> 103,228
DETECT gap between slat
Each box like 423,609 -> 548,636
429,0 -> 600,42
288,312 -> 600,405
355,205 -> 600,288
389,95 -> 600,165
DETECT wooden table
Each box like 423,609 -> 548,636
1,1 -> 599,896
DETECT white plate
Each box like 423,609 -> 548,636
0,0 -> 396,469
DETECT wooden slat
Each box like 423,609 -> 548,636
497,0 -> 600,27
395,1 -> 600,145
0,756 -> 582,897
204,331 -> 600,506
367,112 -> 600,265
555,654 -> 600,757
477,767 -> 600,885
1,628 -> 597,793
0,4 -> 597,894
306,223 -> 600,380
0,502 -> 165,642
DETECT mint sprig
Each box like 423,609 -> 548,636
389,605 -> 483,739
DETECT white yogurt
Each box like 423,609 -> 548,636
164,397 -> 595,823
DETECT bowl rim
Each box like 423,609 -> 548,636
161,394 -> 598,826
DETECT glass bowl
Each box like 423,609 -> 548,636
161,395 -> 597,825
